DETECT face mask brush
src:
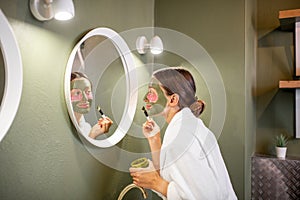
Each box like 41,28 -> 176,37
97,106 -> 106,118
142,106 -> 150,120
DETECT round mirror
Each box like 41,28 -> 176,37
0,9 -> 23,142
0,48 -> 4,105
64,27 -> 137,148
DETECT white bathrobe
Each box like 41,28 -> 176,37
78,116 -> 91,137
158,108 -> 237,200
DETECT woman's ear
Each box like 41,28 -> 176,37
169,94 -> 179,106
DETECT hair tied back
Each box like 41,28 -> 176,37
190,99 -> 205,117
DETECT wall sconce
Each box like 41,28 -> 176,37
136,35 -> 163,55
29,0 -> 75,21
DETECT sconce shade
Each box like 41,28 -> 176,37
30,0 -> 54,21
150,36 -> 163,55
29,0 -> 74,21
54,0 -> 75,21
136,35 -> 163,55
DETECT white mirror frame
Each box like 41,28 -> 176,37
0,9 -> 23,142
64,27 -> 138,148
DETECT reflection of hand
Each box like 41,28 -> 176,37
88,117 -> 113,139
129,160 -> 168,195
98,117 -> 113,133
143,119 -> 160,138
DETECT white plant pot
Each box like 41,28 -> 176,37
276,147 -> 287,158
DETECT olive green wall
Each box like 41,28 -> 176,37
155,0 -> 254,199
256,1 -> 300,156
2,0 -> 299,199
245,0 -> 257,199
0,0 -> 154,199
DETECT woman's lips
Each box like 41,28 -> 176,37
78,102 -> 90,108
145,104 -> 152,110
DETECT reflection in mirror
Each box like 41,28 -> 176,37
70,71 -> 114,140
0,9 -> 23,142
65,28 -> 137,148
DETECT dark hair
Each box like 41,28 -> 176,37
71,71 -> 89,81
153,67 -> 205,117
71,72 -> 92,88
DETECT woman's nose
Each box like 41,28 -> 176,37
82,93 -> 87,101
143,95 -> 149,103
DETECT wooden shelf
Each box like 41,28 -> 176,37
279,9 -> 300,30
279,9 -> 300,19
279,80 -> 300,88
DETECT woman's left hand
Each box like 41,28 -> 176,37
129,160 -> 169,195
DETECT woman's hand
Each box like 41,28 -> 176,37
98,117 -> 113,133
142,119 -> 162,170
89,117 -> 113,139
129,160 -> 169,196
143,118 -> 160,138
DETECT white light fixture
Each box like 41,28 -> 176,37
136,35 -> 163,55
29,0 -> 75,21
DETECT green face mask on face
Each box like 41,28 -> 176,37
70,78 -> 93,114
143,78 -> 168,117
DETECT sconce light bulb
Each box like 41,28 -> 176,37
54,12 -> 74,20
54,0 -> 75,21
150,47 -> 163,55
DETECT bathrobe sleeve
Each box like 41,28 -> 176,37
161,142 -> 223,200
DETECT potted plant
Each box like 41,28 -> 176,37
275,134 -> 288,158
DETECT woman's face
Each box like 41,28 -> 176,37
143,78 -> 168,117
71,77 -> 93,114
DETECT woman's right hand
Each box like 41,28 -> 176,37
98,117 -> 113,133
143,119 -> 160,138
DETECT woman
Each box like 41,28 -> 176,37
70,72 -> 113,139
130,67 -> 237,199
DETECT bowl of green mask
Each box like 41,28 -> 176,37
131,157 -> 149,168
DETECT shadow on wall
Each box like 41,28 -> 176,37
258,28 -> 294,78
256,27 -> 296,155
256,89 -> 294,155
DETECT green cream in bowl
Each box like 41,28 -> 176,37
131,157 -> 149,168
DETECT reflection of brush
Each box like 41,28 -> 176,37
142,106 -> 150,120
97,106 -> 106,118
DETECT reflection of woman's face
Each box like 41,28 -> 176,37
143,79 -> 167,117
71,78 -> 93,114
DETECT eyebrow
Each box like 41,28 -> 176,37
72,86 -> 91,90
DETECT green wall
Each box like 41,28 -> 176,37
1,0 -> 299,199
0,0 -> 155,199
155,0 -> 249,199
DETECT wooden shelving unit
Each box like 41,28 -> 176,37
279,8 -> 300,77
278,9 -> 300,138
